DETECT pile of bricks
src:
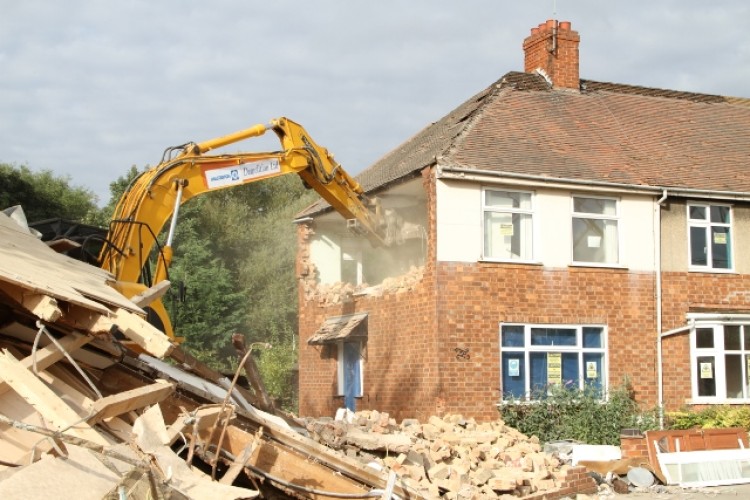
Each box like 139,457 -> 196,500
309,265 -> 426,305
303,410 -> 584,498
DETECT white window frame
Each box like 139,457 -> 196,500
688,317 -> 750,403
481,188 -> 535,262
687,203 -> 734,272
336,340 -> 364,397
571,195 -> 620,266
499,323 -> 608,402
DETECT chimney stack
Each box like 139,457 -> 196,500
523,19 -> 580,89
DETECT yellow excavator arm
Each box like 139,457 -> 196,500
99,118 -> 393,339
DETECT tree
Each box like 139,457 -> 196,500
0,163 -> 102,223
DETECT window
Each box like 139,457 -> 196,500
483,189 -> 533,261
572,196 -> 619,264
688,203 -> 732,270
691,324 -> 750,401
501,324 -> 607,401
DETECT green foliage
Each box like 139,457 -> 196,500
667,406 -> 750,430
164,175 -> 315,406
500,384 -> 660,445
257,340 -> 298,413
0,162 -> 102,223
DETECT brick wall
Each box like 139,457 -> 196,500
660,271 -> 750,409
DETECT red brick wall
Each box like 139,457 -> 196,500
434,263 -> 658,419
660,271 -> 750,410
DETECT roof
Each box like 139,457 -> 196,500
299,72 -> 750,217
307,312 -> 368,345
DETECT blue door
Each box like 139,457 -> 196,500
343,342 -> 361,411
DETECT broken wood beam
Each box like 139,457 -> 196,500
88,379 -> 175,424
0,349 -> 108,445
232,333 -> 275,412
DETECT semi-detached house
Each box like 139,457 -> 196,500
294,20 -> 750,422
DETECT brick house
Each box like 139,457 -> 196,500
295,19 -> 750,423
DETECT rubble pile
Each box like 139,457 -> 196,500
312,265 -> 426,305
303,410 -> 571,498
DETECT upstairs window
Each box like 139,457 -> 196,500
572,196 -> 619,265
483,189 -> 534,261
688,203 -> 732,270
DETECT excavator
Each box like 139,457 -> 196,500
88,117 -> 403,341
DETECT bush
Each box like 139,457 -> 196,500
499,383 -> 659,446
667,406 -> 750,430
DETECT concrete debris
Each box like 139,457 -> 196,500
302,410 -> 580,498
309,265 -> 425,305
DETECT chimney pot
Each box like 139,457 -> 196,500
546,19 -> 556,28
559,21 -> 571,30
530,27 -> 539,35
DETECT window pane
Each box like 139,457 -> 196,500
725,325 -> 741,350
710,206 -> 730,224
696,356 -> 716,397
531,328 -> 577,346
696,328 -> 714,348
502,353 -> 525,399
562,352 -> 580,388
529,352 -> 547,396
744,326 -> 750,349
689,205 -> 706,220
711,227 -> 731,269
501,325 -> 525,347
573,218 -> 618,263
725,354 -> 744,399
689,226 -> 707,266
574,197 -> 616,215
486,190 -> 531,210
583,327 -> 603,348
484,211 -> 532,260
584,353 -> 604,395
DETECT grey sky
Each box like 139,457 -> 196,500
1,1 -> 748,205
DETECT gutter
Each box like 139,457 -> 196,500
436,164 -> 750,201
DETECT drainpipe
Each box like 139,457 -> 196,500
655,189 -> 667,429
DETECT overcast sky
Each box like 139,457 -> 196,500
1,1 -> 748,205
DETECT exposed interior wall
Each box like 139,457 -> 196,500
302,177 -> 429,301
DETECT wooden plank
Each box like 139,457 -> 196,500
129,280 -> 171,308
0,282 -> 62,322
0,349 -> 108,445
202,424 -> 374,500
166,406 -> 228,446
89,379 -> 175,424
0,332 -> 92,398
219,438 -> 259,485
62,307 -> 174,358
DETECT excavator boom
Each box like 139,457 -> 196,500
99,117 -> 396,339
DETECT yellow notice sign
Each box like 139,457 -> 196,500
586,361 -> 598,379
714,232 -> 727,245
548,353 -> 562,385
500,223 -> 514,236
700,362 -> 713,379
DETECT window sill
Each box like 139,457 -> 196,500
479,258 -> 543,266
686,399 -> 750,405
569,262 -> 628,270
687,268 -> 736,275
